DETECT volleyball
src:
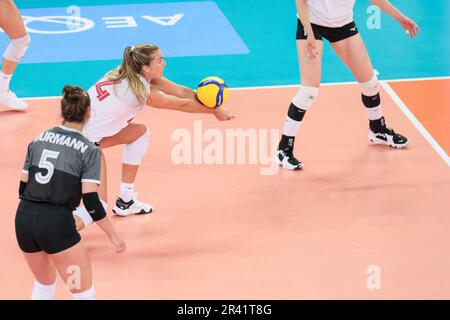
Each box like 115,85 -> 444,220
196,76 -> 229,109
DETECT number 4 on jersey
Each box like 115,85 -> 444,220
95,80 -> 119,101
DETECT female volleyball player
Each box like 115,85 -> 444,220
0,0 -> 30,110
277,0 -> 419,170
73,43 -> 235,228
15,85 -> 126,300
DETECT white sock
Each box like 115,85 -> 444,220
282,116 -> 303,137
0,71 -> 12,92
72,285 -> 96,300
366,105 -> 383,121
120,182 -> 135,202
31,280 -> 56,300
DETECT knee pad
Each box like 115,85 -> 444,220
358,74 -> 379,96
291,85 -> 319,111
3,34 -> 31,62
287,103 -> 306,122
359,74 -> 382,120
123,128 -> 149,165
72,285 -> 96,300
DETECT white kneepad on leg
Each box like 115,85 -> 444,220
72,285 -> 96,300
359,74 -> 383,120
123,128 -> 150,165
3,34 -> 31,62
73,206 -> 93,227
358,74 -> 379,97
291,85 -> 319,111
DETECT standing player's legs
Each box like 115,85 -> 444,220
0,0 -> 30,110
331,33 -> 408,147
277,38 -> 323,170
99,123 -> 153,216
22,251 -> 57,300
50,242 -> 95,299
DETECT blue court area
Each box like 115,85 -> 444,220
6,0 -> 450,97
15,2 -> 249,63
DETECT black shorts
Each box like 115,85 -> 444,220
15,200 -> 81,254
296,20 -> 359,43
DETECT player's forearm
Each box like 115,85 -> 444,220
179,86 -> 197,100
296,0 -> 314,37
95,216 -> 119,239
151,77 -> 196,99
166,84 -> 196,100
369,0 -> 405,21
177,98 -> 217,114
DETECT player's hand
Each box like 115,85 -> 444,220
399,16 -> 419,38
214,107 -> 236,121
110,234 -> 126,253
306,35 -> 319,59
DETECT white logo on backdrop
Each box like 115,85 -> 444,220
17,14 -> 183,34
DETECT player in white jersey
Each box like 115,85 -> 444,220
307,0 -> 356,28
0,0 -> 31,110
73,43 -> 235,227
277,0 -> 419,170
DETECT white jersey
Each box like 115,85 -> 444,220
306,0 -> 355,27
83,74 -> 150,142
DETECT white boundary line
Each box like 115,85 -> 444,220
230,75 -> 450,91
384,75 -> 450,83
23,95 -> 59,100
380,81 -> 450,167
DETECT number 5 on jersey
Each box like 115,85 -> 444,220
35,149 -> 60,184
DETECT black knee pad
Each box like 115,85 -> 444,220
362,92 -> 381,108
287,103 -> 306,121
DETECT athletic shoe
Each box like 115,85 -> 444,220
0,90 -> 28,110
369,117 -> 408,148
112,193 -> 153,216
276,148 -> 303,170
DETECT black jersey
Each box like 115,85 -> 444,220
20,125 -> 101,210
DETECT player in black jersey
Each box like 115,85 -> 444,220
15,85 -> 126,300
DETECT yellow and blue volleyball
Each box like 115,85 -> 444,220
196,76 -> 229,109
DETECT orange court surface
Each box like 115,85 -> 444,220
1,81 -> 449,299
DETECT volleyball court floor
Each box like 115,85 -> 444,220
1,78 -> 449,299
0,0 -> 449,300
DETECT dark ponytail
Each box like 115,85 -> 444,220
61,85 -> 90,123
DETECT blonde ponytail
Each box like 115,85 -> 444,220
107,43 -> 159,103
